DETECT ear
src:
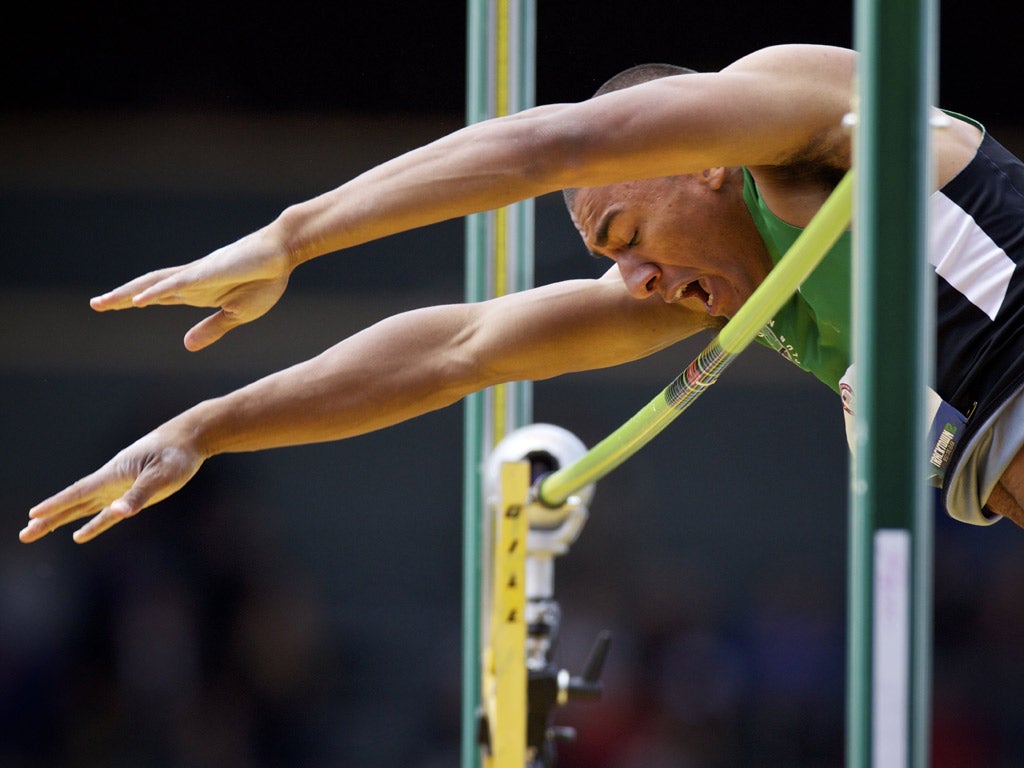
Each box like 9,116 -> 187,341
700,167 -> 727,190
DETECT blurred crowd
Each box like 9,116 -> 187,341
4,478 -> 1023,767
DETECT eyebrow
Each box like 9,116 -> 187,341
594,207 -> 622,249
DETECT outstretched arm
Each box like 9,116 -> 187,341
91,45 -> 856,347
24,270 -> 716,543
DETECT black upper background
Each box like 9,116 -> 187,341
3,1 -> 1017,122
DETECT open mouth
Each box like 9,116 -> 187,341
673,280 -> 714,311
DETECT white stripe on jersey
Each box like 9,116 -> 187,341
929,191 -> 1015,321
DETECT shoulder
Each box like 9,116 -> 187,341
539,44 -> 857,190
728,46 -> 855,225
729,45 -> 856,171
724,44 -> 856,76
687,44 -> 857,170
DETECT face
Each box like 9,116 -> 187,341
570,171 -> 772,318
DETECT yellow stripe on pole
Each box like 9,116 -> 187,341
496,0 -> 509,116
493,206 -> 508,442
491,0 -> 511,445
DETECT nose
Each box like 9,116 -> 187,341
618,255 -> 662,299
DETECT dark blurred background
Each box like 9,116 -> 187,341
3,2 -> 1024,766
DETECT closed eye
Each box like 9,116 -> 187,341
628,230 -> 639,247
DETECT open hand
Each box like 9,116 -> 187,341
21,429 -> 205,544
89,229 -> 293,351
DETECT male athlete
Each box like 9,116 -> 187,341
19,43 -> 1024,543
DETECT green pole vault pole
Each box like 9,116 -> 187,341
462,2 -> 535,765
849,0 -> 937,765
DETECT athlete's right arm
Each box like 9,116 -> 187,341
23,270 -> 716,544
90,44 -> 857,351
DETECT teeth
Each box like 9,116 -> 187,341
669,282 -> 713,308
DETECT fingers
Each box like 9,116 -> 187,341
72,499 -> 137,544
20,497 -> 99,542
21,456 -> 154,544
90,267 -> 186,311
19,520 -> 47,543
19,497 -> 139,544
182,279 -> 286,350
25,475 -> 118,532
184,310 -> 237,351
20,473 -> 129,543
130,270 -> 203,308
89,265 -> 244,350
19,517 -> 55,543
22,485 -> 144,545
22,437 -> 204,544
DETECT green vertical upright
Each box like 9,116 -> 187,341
462,2 -> 536,765
849,0 -> 937,766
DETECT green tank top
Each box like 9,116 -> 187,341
742,167 -> 851,393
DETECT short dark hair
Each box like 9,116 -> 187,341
592,62 -> 697,97
563,63 -> 698,212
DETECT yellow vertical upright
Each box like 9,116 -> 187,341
482,461 -> 529,768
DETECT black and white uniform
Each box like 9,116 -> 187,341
932,127 -> 1024,524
